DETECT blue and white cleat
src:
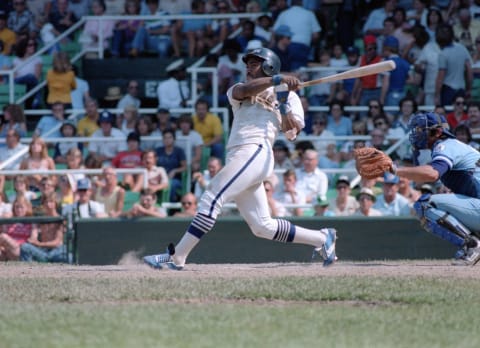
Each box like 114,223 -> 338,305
143,244 -> 184,270
312,228 -> 337,267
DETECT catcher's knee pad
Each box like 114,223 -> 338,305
413,193 -> 431,219
421,205 -> 472,247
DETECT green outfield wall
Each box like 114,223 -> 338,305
75,217 -> 456,265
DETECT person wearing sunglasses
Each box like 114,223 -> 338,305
445,94 -> 468,129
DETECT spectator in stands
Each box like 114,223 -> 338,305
390,96 -> 417,161
466,101 -> 480,135
118,105 -> 138,136
425,6 -> 443,43
307,49 -> 335,107
299,96 -> 314,135
157,59 -> 190,113
446,94 -> 468,129
111,0 -> 141,58
415,28 -> 441,106
235,19 -> 265,53
65,148 -> 86,185
330,175 -> 358,216
70,65 -> 90,111
363,0 -> 396,36
373,172 -> 412,216
129,0 -> 172,58
7,0 -> 36,37
88,110 -> 127,164
0,104 -> 26,139
57,174 -> 75,206
192,156 -> 222,200
19,137 -> 56,191
397,176 -> 421,205
340,46 -> 360,103
123,187 -> 166,218
111,132 -> 143,189
453,123 -> 480,151
291,140 -> 315,169
0,12 -> 16,55
272,0 -> 321,70
20,192 -> 66,263
274,169 -> 306,217
8,176 -> 37,203
79,0 -> 115,55
435,23 -> 473,107
117,80 -> 141,113
132,149 -> 169,197
64,178 -> 107,218
155,128 -> 187,202
46,51 -> 76,108
211,0 -> 240,43
135,115 -> 156,150
310,113 -> 336,158
0,129 -> 27,170
354,187 -> 382,217
180,0 -> 214,58
34,102 -> 66,138
273,139 -> 294,171
380,36 -> 411,107
263,180 -> 286,218
319,143 -> 341,185
325,99 -> 352,147
77,98 -> 100,137
453,7 -> 480,57
173,192 -> 198,217
271,24 -> 293,73
217,39 -> 245,98
351,35 -> 386,109
339,121 -> 368,162
176,114 -> 203,173
152,107 -> 177,137
0,196 -> 35,261
48,0 -> 78,41
192,99 -> 224,161
12,38 -> 42,109
296,149 -> 328,203
369,127 -> 388,151
93,167 -> 125,218
362,98 -> 388,131
0,191 -> 12,217
53,120 -> 83,164
313,196 -> 335,217
32,176 -> 57,213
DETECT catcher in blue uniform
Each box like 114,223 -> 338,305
356,112 -> 480,266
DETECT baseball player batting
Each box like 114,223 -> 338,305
144,48 -> 337,270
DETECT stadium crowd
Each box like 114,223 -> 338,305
1,0 -> 480,261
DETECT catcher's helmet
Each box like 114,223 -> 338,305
408,112 -> 455,150
242,48 -> 281,76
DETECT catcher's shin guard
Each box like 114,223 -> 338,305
414,198 -> 474,247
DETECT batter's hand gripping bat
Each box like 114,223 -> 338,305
299,60 -> 396,88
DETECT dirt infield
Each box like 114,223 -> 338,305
1,260 -> 479,279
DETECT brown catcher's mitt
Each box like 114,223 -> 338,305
353,147 -> 395,180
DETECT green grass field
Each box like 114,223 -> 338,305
0,262 -> 479,348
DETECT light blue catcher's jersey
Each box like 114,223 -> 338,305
431,138 -> 480,197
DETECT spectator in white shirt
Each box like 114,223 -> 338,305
295,149 -> 329,202
63,178 -> 107,218
88,110 -> 127,164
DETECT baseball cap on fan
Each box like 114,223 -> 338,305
383,172 -> 399,184
383,36 -> 399,50
346,46 -> 360,56
99,110 -> 115,124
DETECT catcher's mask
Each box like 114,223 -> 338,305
242,48 -> 281,76
408,112 -> 455,149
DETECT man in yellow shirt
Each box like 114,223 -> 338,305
192,99 -> 224,161
77,98 -> 100,137
0,12 -> 15,55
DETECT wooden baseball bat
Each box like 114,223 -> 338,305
299,60 -> 396,88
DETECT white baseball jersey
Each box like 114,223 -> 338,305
226,84 -> 304,149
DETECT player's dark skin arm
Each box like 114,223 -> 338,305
232,75 -> 300,100
396,165 -> 440,183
